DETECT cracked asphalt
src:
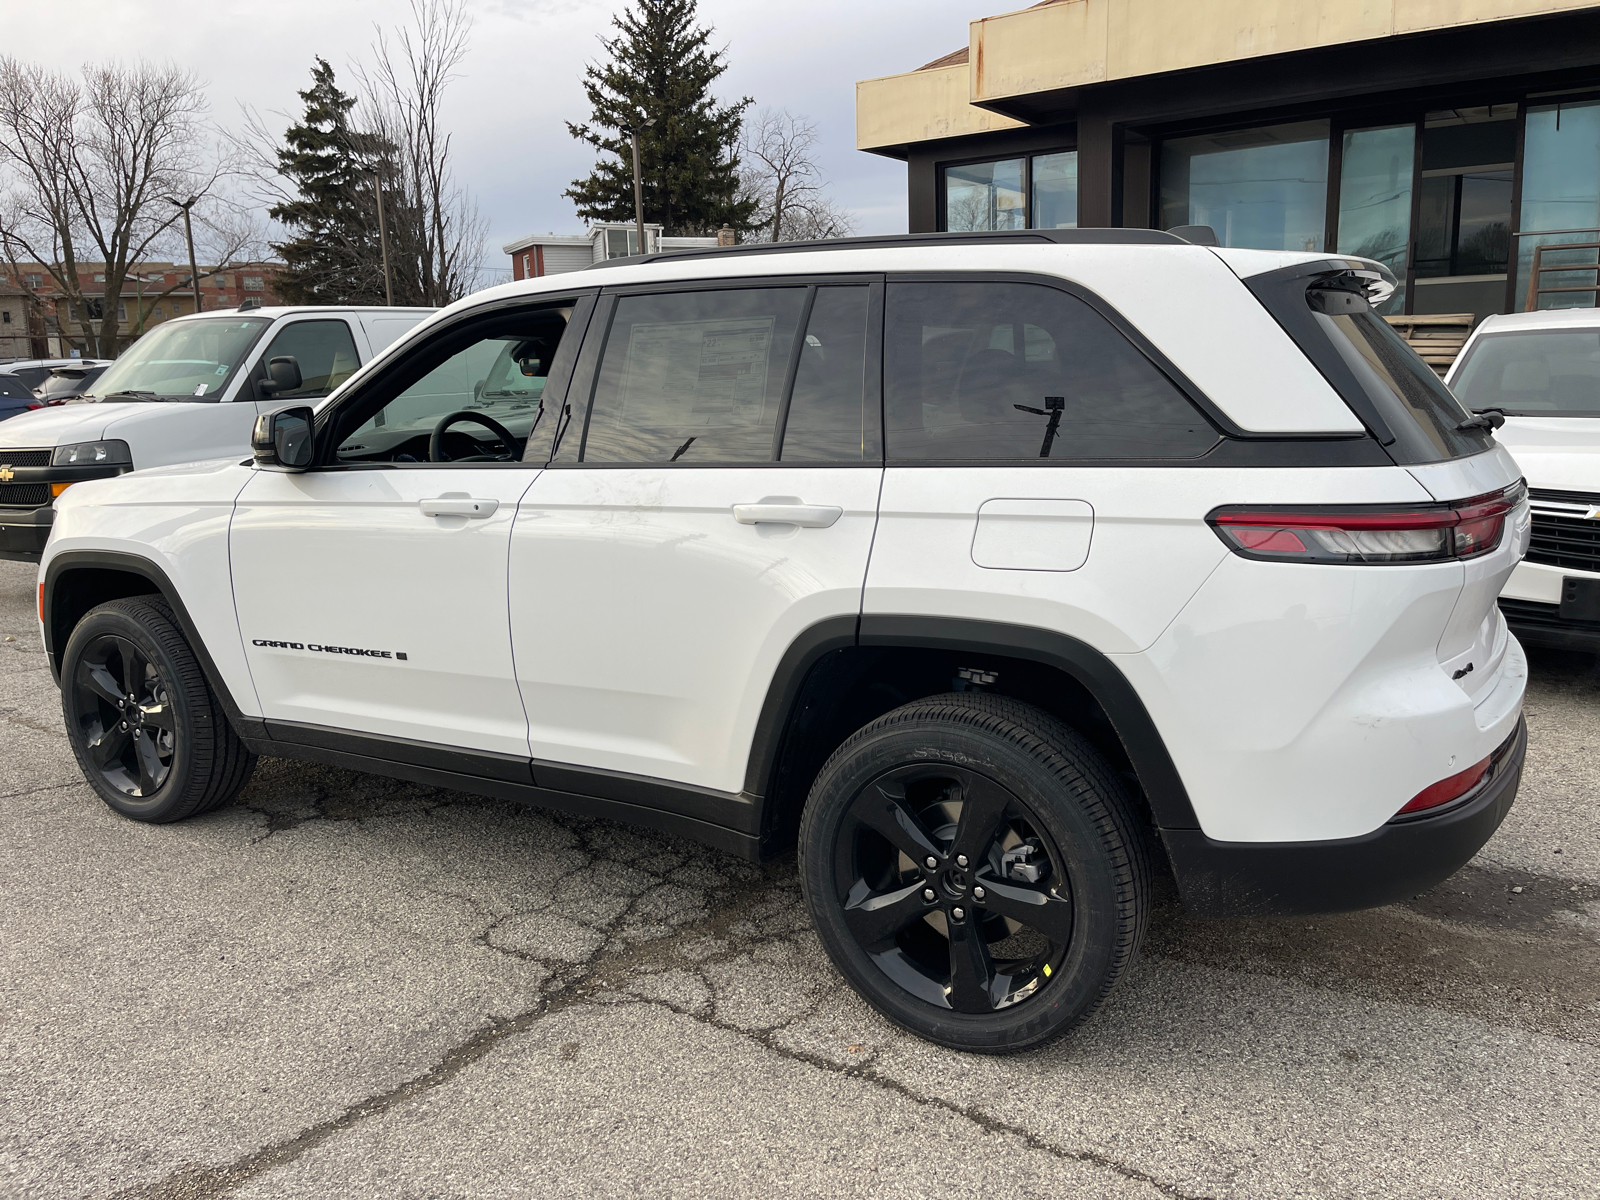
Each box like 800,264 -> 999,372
1,556 -> 1597,1200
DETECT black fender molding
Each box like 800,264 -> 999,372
42,549 -> 267,740
852,615 -> 1201,831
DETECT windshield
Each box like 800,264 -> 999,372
86,317 -> 270,401
1452,328 -> 1600,415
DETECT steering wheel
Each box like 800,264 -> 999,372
429,410 -> 518,462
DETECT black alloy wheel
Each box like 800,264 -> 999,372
60,597 -> 256,822
801,692 -> 1149,1053
70,634 -> 177,798
835,763 -> 1072,1014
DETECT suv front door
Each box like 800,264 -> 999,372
509,279 -> 884,800
229,297 -> 590,761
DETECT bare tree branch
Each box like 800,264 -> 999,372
738,108 -> 855,243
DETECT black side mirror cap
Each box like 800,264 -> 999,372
252,405 -> 315,471
259,355 -> 303,397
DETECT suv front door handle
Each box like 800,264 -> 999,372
732,502 -> 843,529
420,496 -> 499,518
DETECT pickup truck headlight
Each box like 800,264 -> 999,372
51,440 -> 132,467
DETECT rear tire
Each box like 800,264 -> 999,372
799,692 -> 1149,1053
61,597 -> 256,822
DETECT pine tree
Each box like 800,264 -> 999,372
565,0 -> 757,237
269,59 -> 389,304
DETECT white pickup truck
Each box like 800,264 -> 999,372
0,305 -> 433,561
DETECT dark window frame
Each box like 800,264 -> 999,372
309,290 -> 598,471
547,273 -> 886,470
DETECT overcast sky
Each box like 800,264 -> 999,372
7,0 -> 982,273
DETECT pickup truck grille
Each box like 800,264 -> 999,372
1526,489 -> 1600,574
0,483 -> 49,507
0,449 -> 50,468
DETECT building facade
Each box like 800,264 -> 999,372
504,223 -> 722,280
857,0 -> 1600,323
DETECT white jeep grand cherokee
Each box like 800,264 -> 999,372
36,230 -> 1531,1053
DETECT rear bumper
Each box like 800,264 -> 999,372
0,506 -> 51,563
1164,717 -> 1525,918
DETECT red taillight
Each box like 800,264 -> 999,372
1209,482 -> 1524,565
1397,755 -> 1491,815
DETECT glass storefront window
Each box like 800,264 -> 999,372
944,158 -> 1025,232
1517,98 -> 1600,311
1336,124 -> 1415,314
1032,152 -> 1078,229
1159,120 -> 1329,251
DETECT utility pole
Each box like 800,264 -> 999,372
619,116 -> 656,255
168,196 -> 202,315
374,172 -> 394,306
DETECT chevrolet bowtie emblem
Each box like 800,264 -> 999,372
0,466 -> 13,483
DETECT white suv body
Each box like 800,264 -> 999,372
0,306 -> 433,562
1446,307 -> 1600,650
36,232 -> 1529,1051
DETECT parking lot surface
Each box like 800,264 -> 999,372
1,556 -> 1596,1200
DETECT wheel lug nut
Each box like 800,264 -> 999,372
924,856 -> 937,869
922,888 -> 935,902
973,886 -> 986,899
957,854 -> 969,868
952,907 -> 966,921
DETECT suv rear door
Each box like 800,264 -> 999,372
509,277 -> 883,798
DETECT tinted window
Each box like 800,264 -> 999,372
884,282 -> 1217,461
336,308 -> 570,463
0,375 -> 33,398
780,286 -> 873,461
578,288 -> 806,464
260,320 -> 361,400
1452,328 -> 1600,415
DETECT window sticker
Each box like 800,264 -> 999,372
620,317 -> 775,428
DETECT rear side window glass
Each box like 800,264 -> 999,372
1451,328 -> 1600,415
883,282 -> 1218,461
260,320 -> 361,399
580,288 -> 807,464
780,285 -> 874,461
1313,307 -> 1484,458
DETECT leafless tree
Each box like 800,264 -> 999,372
355,0 -> 487,304
0,58 -> 230,356
738,108 -> 856,243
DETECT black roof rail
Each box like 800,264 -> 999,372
582,227 -> 1188,270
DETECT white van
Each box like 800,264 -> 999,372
0,306 -> 433,561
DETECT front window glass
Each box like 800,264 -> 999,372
257,320 -> 361,400
85,317 -> 269,401
944,159 -> 1025,232
1159,120 -> 1329,251
337,310 -> 568,462
884,281 -> 1218,461
1336,124 -> 1414,314
1451,329 -> 1600,414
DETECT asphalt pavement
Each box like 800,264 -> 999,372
0,555 -> 1595,1200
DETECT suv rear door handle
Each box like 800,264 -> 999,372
732,502 -> 843,528
420,497 -> 499,518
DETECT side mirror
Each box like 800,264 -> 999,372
258,355 -> 303,397
252,406 -> 315,471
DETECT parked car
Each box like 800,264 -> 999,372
32,364 -> 108,406
0,373 -> 41,422
1447,308 -> 1600,650
0,357 -> 113,391
37,230 -> 1529,1053
0,306 -> 434,561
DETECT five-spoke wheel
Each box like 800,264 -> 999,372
70,634 -> 177,798
801,692 -> 1149,1053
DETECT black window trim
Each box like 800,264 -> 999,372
307,290 -> 600,471
546,272 -> 888,470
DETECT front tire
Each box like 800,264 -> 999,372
799,693 -> 1149,1054
61,597 -> 256,822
